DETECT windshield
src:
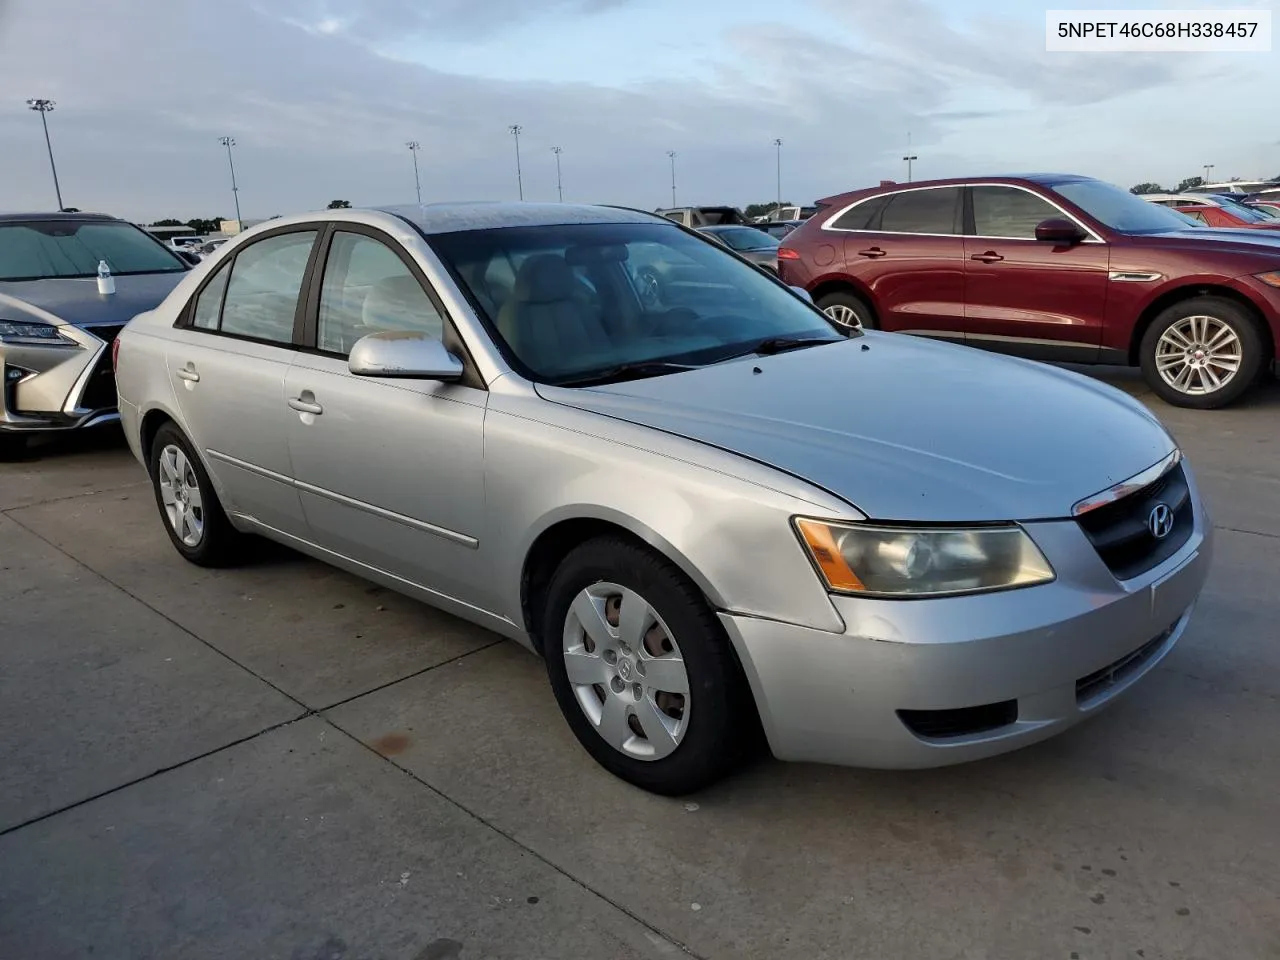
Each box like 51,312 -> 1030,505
708,227 -> 780,251
1052,180 -> 1198,234
0,220 -> 188,281
1249,204 -> 1280,220
429,221 -> 845,384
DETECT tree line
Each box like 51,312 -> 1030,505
1131,175 -> 1280,195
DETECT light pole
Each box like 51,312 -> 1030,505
773,138 -> 783,213
1203,163 -> 1215,184
26,99 -> 64,210
667,150 -> 677,207
218,137 -> 242,226
551,146 -> 563,202
508,125 -> 524,200
406,141 -> 422,203
903,132 -> 917,183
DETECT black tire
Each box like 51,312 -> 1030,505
541,536 -> 756,795
816,290 -> 876,330
148,423 -> 245,567
1139,296 -> 1266,409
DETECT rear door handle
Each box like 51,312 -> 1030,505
970,251 -> 1004,263
288,395 -> 323,415
857,247 -> 887,258
176,364 -> 200,382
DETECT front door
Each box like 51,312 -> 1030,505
963,185 -> 1110,362
835,186 -> 967,339
166,229 -> 319,537
283,228 -> 493,611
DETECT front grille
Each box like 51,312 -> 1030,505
898,700 -> 1018,740
1076,624 -> 1174,705
76,325 -> 124,412
1076,463 -> 1193,580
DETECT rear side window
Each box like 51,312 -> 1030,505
879,188 -> 961,234
191,262 -> 229,330
219,231 -> 317,344
827,195 -> 888,231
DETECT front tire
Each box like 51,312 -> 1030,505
148,423 -> 245,566
541,536 -> 755,795
817,290 -> 876,331
1139,297 -> 1265,409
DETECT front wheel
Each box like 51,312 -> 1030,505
1139,297 -> 1265,409
541,536 -> 755,795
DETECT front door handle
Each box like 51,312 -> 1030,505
970,251 -> 1004,263
857,247 -> 888,258
288,394 -> 323,415
176,364 -> 200,382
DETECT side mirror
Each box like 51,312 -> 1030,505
1034,218 -> 1086,244
790,285 -> 814,303
348,331 -> 464,381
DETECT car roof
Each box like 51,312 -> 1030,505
815,174 -> 1098,207
372,202 -> 664,236
0,211 -> 119,222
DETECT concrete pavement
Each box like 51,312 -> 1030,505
2,372 -> 1278,960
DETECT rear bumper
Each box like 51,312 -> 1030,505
721,477 -> 1213,769
0,325 -> 122,434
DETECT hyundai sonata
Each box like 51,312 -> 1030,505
115,203 -> 1211,794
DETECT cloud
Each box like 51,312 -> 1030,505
263,0 -> 630,41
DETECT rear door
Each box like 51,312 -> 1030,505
962,184 -> 1109,362
829,186 -> 966,339
283,226 -> 493,611
167,227 -> 320,537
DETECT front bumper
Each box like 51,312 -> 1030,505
0,324 -> 123,434
721,480 -> 1213,769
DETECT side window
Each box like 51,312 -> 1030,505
1185,210 -> 1209,225
971,186 -> 1062,239
828,194 -> 888,231
219,231 -> 317,344
191,261 -> 230,330
317,232 -> 444,355
879,188 -> 961,234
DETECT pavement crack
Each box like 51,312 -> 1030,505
0,481 -> 147,513
1212,523 -> 1280,541
317,639 -> 505,712
322,716 -> 710,960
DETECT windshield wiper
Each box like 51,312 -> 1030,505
750,335 -> 842,355
554,360 -> 700,387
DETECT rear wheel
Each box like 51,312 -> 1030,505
148,423 -> 245,566
1139,297 -> 1265,409
816,290 -> 875,331
541,536 -> 755,795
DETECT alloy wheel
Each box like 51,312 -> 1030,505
1154,315 -> 1242,396
561,581 -> 691,760
823,304 -> 863,330
157,443 -> 205,547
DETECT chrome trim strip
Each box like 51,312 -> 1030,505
61,341 -> 110,416
1109,271 -> 1162,282
821,181 -> 1105,244
294,478 -> 478,548
206,448 -> 478,548
1072,449 -> 1182,517
206,448 -> 294,485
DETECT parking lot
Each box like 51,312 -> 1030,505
1,366 -> 1277,960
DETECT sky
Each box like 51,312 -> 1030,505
0,0 -> 1277,223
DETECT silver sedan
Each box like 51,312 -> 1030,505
115,203 -> 1211,794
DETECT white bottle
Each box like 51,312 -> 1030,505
97,260 -> 115,295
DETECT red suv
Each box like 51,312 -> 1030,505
778,174 -> 1280,408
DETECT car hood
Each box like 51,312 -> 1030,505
537,333 -> 1174,522
1138,228 -> 1280,253
0,271 -> 187,329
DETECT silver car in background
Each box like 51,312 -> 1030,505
0,212 -> 190,455
696,224 -> 782,274
115,203 -> 1211,795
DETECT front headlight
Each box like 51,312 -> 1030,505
795,519 -> 1055,598
0,320 -> 75,345
1254,271 -> 1280,288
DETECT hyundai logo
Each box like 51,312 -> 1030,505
1148,502 -> 1175,540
